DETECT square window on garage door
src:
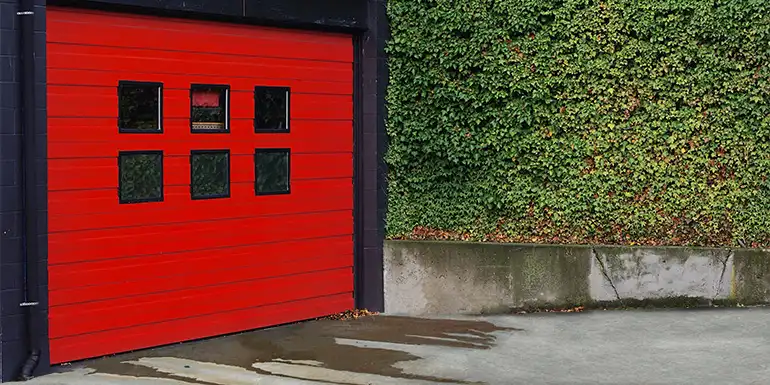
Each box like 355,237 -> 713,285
191,84 -> 229,133
255,149 -> 290,195
191,150 -> 230,199
118,81 -> 163,132
254,86 -> 290,132
118,151 -> 163,204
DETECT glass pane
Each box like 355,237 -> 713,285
119,152 -> 163,203
119,83 -> 161,131
191,151 -> 230,199
254,87 -> 289,131
255,150 -> 290,194
191,86 -> 228,132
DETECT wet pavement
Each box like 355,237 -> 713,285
13,308 -> 770,385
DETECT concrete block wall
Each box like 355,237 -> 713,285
0,0 -> 49,380
384,241 -> 770,315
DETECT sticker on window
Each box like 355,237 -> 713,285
191,84 -> 229,133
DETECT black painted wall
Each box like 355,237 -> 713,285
0,0 -> 48,381
356,0 -> 387,312
0,0 -> 385,381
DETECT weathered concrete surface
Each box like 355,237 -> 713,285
10,308 -> 770,385
590,246 -> 732,301
733,249 -> 770,303
385,241 -> 592,314
386,240 -> 770,315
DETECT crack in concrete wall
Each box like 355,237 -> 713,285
592,247 -> 621,301
713,249 -> 733,300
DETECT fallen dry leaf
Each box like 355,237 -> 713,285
322,309 -> 378,321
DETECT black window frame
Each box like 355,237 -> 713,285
190,84 -> 231,134
190,149 -> 231,200
118,150 -> 164,204
254,86 -> 291,133
254,148 -> 291,196
118,80 -> 164,134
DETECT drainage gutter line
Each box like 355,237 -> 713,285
16,0 -> 41,380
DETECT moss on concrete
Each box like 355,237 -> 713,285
732,249 -> 770,304
506,296 -> 748,314
388,241 -> 593,312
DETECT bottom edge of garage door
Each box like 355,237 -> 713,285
49,293 -> 354,364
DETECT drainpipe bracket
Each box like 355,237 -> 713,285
19,302 -> 39,307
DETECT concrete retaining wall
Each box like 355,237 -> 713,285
384,240 -> 770,315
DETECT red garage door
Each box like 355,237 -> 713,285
46,7 -> 354,364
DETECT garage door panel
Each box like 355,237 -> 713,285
49,182 -> 352,220
49,69 -> 354,95
49,159 -> 117,191
49,186 -> 353,232
291,95 -> 353,121
48,48 -> 352,83
48,153 -> 351,191
51,253 -> 353,307
49,140 -> 353,159
50,8 -> 353,47
48,89 -> 352,120
49,178 -> 351,219
50,236 -> 352,290
48,42 -> 352,73
49,20 -> 352,63
50,156 -> 197,191
48,118 -> 353,142
47,6 -> 355,363
48,120 -> 353,157
49,211 -> 353,264
48,186 -> 198,217
294,153 -> 353,179
49,293 -> 354,364
49,210 -> 353,247
47,89 -> 185,119
50,267 -> 353,338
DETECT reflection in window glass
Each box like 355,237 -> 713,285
254,86 -> 290,132
255,149 -> 290,195
119,151 -> 163,203
191,150 -> 230,199
119,81 -> 162,132
191,85 -> 229,132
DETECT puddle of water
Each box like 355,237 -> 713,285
127,357 -> 322,385
84,316 -> 517,384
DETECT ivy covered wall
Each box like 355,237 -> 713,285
385,0 -> 770,246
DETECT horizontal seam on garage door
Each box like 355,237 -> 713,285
49,290 -> 354,339
48,233 -> 353,266
50,256 -> 354,307
46,67 -> 352,85
49,41 -> 352,64
48,208 -> 352,234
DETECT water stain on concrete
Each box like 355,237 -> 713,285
733,248 -> 770,303
85,316 -> 517,384
387,241 -> 593,314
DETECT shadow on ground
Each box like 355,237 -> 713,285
84,316 -> 518,384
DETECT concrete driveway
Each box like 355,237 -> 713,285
13,308 -> 770,385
